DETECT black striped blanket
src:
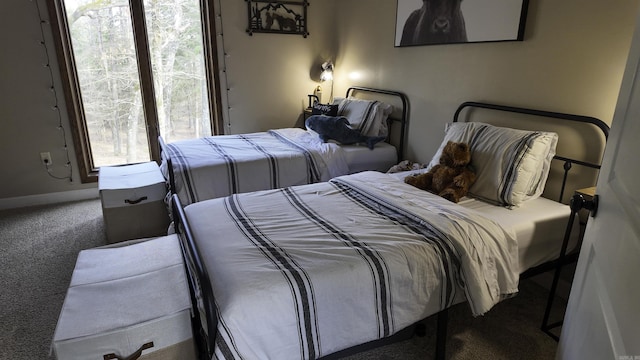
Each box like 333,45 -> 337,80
184,171 -> 519,360
162,128 -> 348,205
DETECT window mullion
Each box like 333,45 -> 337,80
129,0 -> 161,162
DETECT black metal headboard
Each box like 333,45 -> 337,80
453,101 -> 609,203
346,86 -> 409,160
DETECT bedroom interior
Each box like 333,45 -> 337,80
1,0 -> 639,359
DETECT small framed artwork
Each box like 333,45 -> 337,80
395,0 -> 529,47
246,0 -> 309,38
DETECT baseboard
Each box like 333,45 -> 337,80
0,188 -> 100,210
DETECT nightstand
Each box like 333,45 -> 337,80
303,108 -> 313,120
541,186 -> 598,341
575,186 -> 596,198
575,186 -> 596,229
296,108 -> 313,129
301,94 -> 319,128
98,162 -> 170,243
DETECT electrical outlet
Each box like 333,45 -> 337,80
40,152 -> 52,165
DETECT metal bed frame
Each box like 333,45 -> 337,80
452,101 -> 609,345
172,101 -> 608,360
346,86 -> 410,161
160,86 -> 409,197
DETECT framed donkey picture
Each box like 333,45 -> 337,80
395,0 -> 529,47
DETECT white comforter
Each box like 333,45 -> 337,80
162,128 -> 349,205
183,171 -> 519,360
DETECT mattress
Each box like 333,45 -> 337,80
342,142 -> 398,173
389,170 -> 578,274
458,196 -> 580,273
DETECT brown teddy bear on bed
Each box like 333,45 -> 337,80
404,141 -> 476,203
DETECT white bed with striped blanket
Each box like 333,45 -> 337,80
181,171 -> 519,359
160,87 -> 408,206
161,128 -> 352,205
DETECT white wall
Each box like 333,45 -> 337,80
0,0 -> 97,201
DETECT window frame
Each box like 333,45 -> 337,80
47,0 -> 223,183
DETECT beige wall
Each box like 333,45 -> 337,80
0,0 -> 638,204
332,0 -> 638,163
0,0 -> 96,201
216,0 -> 337,134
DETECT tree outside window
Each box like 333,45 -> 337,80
49,0 -> 222,181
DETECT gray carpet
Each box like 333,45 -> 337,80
0,199 -> 105,360
0,198 -> 563,359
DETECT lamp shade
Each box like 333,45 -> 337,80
320,61 -> 334,81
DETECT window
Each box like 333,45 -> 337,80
48,0 -> 223,182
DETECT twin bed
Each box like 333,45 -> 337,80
160,87 -> 408,205
168,97 -> 608,360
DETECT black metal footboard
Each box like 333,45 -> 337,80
172,194 -> 218,360
158,136 -> 177,196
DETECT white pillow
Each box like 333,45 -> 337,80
428,122 -> 558,208
333,97 -> 393,137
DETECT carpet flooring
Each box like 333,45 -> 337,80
0,198 -> 564,359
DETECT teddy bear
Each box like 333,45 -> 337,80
404,141 -> 476,203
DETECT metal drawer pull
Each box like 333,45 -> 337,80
103,341 -> 154,360
124,196 -> 148,205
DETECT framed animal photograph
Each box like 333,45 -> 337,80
395,0 -> 529,47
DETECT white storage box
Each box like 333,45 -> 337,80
99,162 -> 170,243
52,235 -> 196,360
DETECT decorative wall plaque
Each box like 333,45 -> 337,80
246,1 -> 309,37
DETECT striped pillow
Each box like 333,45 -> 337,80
427,122 -> 558,208
333,97 -> 393,137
